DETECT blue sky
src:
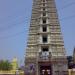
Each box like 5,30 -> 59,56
0,0 -> 75,66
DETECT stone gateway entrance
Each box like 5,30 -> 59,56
38,62 -> 52,75
40,65 -> 52,75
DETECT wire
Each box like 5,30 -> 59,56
6,15 -> 28,24
0,19 -> 29,32
1,14 -> 75,40
0,16 -> 29,29
0,14 -> 75,32
58,2 -> 75,11
0,1 -> 75,34
0,30 -> 27,40
0,14 -> 25,23
0,9 -> 27,23
60,15 -> 75,21
56,0 -> 69,4
0,1 -> 74,28
0,13 -> 30,32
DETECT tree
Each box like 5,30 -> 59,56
0,60 -> 12,70
67,56 -> 73,69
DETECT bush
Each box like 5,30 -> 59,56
0,60 -> 12,71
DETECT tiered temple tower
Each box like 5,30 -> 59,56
25,0 -> 68,75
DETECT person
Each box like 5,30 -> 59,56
15,70 -> 19,75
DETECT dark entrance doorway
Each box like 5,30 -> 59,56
40,65 -> 52,75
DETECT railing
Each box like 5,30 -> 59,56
0,70 -> 16,75
0,70 -> 24,75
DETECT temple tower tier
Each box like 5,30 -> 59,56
25,0 -> 68,75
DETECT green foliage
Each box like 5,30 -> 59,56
0,60 -> 12,71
